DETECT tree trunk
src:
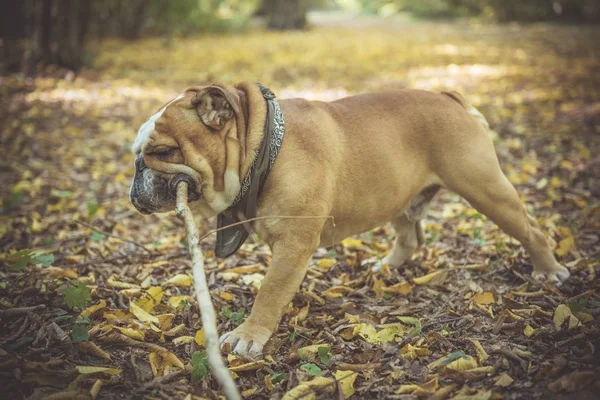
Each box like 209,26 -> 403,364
264,0 -> 308,30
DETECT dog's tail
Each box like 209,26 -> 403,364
442,91 -> 490,131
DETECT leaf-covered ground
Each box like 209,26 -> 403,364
1,16 -> 599,400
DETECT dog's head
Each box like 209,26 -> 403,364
129,85 -> 248,216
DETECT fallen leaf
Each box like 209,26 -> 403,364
397,376 -> 438,396
473,292 -> 495,305
194,328 -> 206,347
163,274 -> 193,287
494,372 -> 514,387
81,300 -> 107,317
335,370 -> 358,398
76,366 -> 122,375
136,286 -> 164,312
413,270 -> 446,285
281,376 -> 335,400
553,304 -> 572,330
130,302 -> 159,324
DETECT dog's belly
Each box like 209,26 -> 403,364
318,188 -> 416,248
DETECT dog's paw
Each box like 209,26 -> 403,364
219,322 -> 272,359
532,264 -> 570,285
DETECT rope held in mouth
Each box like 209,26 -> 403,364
175,178 -> 241,400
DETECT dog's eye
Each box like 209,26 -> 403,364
152,148 -> 176,159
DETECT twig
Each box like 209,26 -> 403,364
74,220 -> 151,253
0,304 -> 46,318
198,215 -> 335,243
175,181 -> 241,400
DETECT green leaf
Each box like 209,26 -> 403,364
191,350 -> 209,382
51,190 -> 72,198
442,351 -> 468,365
568,298 -> 588,313
64,281 -> 91,309
289,328 -> 298,342
271,373 -> 285,384
7,249 -> 32,270
397,316 -> 422,337
318,346 -> 332,366
2,191 -> 23,211
298,348 -> 307,360
72,316 -> 91,343
222,307 -> 245,326
33,253 -> 54,267
300,363 -> 322,376
90,231 -> 105,241
87,201 -> 99,218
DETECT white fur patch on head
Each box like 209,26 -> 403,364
132,94 -> 185,154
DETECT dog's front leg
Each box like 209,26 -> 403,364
219,238 -> 315,358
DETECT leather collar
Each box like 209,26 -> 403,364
215,83 -> 284,258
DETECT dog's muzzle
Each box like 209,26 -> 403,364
130,154 -> 200,214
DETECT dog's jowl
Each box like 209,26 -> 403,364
130,82 -> 569,358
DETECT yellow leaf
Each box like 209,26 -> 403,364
341,238 -> 364,248
229,360 -> 265,372
354,323 -> 379,344
103,310 -> 133,322
130,302 -> 159,324
555,236 -> 575,257
553,304 -> 572,330
524,325 -> 536,337
219,291 -> 234,301
494,372 -> 514,387
265,375 -> 274,391
397,377 -> 438,396
137,287 -> 164,312
473,292 -> 495,305
158,313 -> 174,331
316,258 -> 336,271
195,328 -> 206,347
76,366 -> 122,375
445,355 -> 478,371
376,325 -> 405,343
382,281 -> 413,295
241,387 -> 257,398
573,312 -> 593,324
335,370 -> 357,398
149,351 -> 185,377
468,339 -> 488,364
400,343 -> 431,361
163,274 -> 193,287
115,326 -> 145,341
81,300 -> 107,317
168,295 -> 192,309
172,336 -> 194,346
413,270 -> 445,285
225,264 -> 263,275
241,273 -> 264,289
79,342 -> 111,360
281,377 -> 335,400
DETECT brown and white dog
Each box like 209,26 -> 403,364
130,82 -> 569,358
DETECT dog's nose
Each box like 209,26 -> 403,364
135,154 -> 147,173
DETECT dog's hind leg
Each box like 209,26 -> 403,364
438,134 -> 569,282
382,185 -> 440,268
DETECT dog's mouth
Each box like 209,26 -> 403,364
129,155 -> 202,214
168,174 -> 201,202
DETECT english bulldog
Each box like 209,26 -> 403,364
130,82 -> 570,358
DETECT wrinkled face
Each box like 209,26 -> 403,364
129,86 -> 242,216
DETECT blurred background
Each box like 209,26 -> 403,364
0,2 -> 599,398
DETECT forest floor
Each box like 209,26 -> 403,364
1,17 -> 599,400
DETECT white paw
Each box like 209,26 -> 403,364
532,264 -> 570,285
219,323 -> 272,359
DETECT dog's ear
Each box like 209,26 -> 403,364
192,87 -> 236,130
